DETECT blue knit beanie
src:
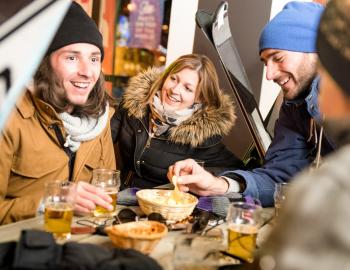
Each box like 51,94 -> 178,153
259,1 -> 324,54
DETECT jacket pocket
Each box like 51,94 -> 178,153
84,135 -> 112,171
11,154 -> 64,179
79,153 -> 101,183
85,155 -> 101,170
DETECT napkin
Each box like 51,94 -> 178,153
117,187 -> 140,206
196,193 -> 260,217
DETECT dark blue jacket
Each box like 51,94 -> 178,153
223,77 -> 335,206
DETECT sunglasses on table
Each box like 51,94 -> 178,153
114,208 -> 166,224
76,208 -> 166,225
75,208 -> 224,235
189,208 -> 225,235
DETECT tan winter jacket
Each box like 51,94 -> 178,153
0,90 -> 115,225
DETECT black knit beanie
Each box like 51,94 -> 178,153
46,1 -> 104,60
317,0 -> 350,96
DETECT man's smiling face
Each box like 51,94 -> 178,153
260,49 -> 318,100
50,43 -> 101,108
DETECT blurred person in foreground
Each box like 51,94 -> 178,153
168,1 -> 335,207
249,0 -> 350,268
0,1 -> 116,224
111,54 -> 244,190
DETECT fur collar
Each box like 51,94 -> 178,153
122,67 -> 236,147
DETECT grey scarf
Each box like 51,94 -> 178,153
150,91 -> 202,136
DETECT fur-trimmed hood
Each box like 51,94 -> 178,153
121,68 -> 236,147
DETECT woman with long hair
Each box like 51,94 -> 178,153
112,54 -> 243,189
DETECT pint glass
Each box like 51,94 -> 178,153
274,182 -> 289,217
226,202 -> 261,262
43,181 -> 74,241
92,169 -> 120,217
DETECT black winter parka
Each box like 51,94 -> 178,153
111,68 -> 244,189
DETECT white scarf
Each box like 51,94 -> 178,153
58,103 -> 109,152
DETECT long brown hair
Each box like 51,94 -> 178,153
33,56 -> 113,118
147,54 -> 223,109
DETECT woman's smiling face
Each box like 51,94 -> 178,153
161,68 -> 199,110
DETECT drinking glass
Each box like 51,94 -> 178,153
92,169 -> 120,217
226,202 -> 261,263
274,182 -> 289,217
43,181 -> 75,241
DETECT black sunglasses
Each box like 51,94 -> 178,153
75,208 -> 223,236
75,208 -> 167,236
189,208 -> 225,235
113,208 -> 167,225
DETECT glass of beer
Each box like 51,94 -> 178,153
226,202 -> 261,262
92,169 -> 120,218
43,181 -> 75,241
274,182 -> 289,217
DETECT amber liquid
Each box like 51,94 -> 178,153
93,189 -> 118,217
227,225 -> 258,262
44,202 -> 73,240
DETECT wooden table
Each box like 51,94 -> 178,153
0,207 -> 275,270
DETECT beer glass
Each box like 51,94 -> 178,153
92,169 -> 120,217
43,181 -> 75,241
226,202 -> 261,262
274,182 -> 289,217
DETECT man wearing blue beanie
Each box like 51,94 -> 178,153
218,0 -> 335,205
168,1 -> 336,209
249,1 -> 350,268
259,1 -> 323,100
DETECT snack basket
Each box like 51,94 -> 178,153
105,220 -> 167,254
136,189 -> 198,222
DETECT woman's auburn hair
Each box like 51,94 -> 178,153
147,54 -> 223,109
33,56 -> 114,118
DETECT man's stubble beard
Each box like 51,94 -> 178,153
286,54 -> 318,101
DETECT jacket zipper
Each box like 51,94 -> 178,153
137,134 -> 152,168
51,123 -> 75,181
137,119 -> 153,166
123,170 -> 134,187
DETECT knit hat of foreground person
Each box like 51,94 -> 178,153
317,0 -> 350,96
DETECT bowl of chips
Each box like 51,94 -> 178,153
136,189 -> 198,222
105,220 -> 168,254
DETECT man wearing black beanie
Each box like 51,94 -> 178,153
46,1 -> 104,59
0,1 -> 116,224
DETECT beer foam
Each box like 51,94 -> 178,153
228,224 -> 258,234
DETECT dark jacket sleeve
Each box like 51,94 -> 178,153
6,230 -> 162,270
222,104 -> 313,207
